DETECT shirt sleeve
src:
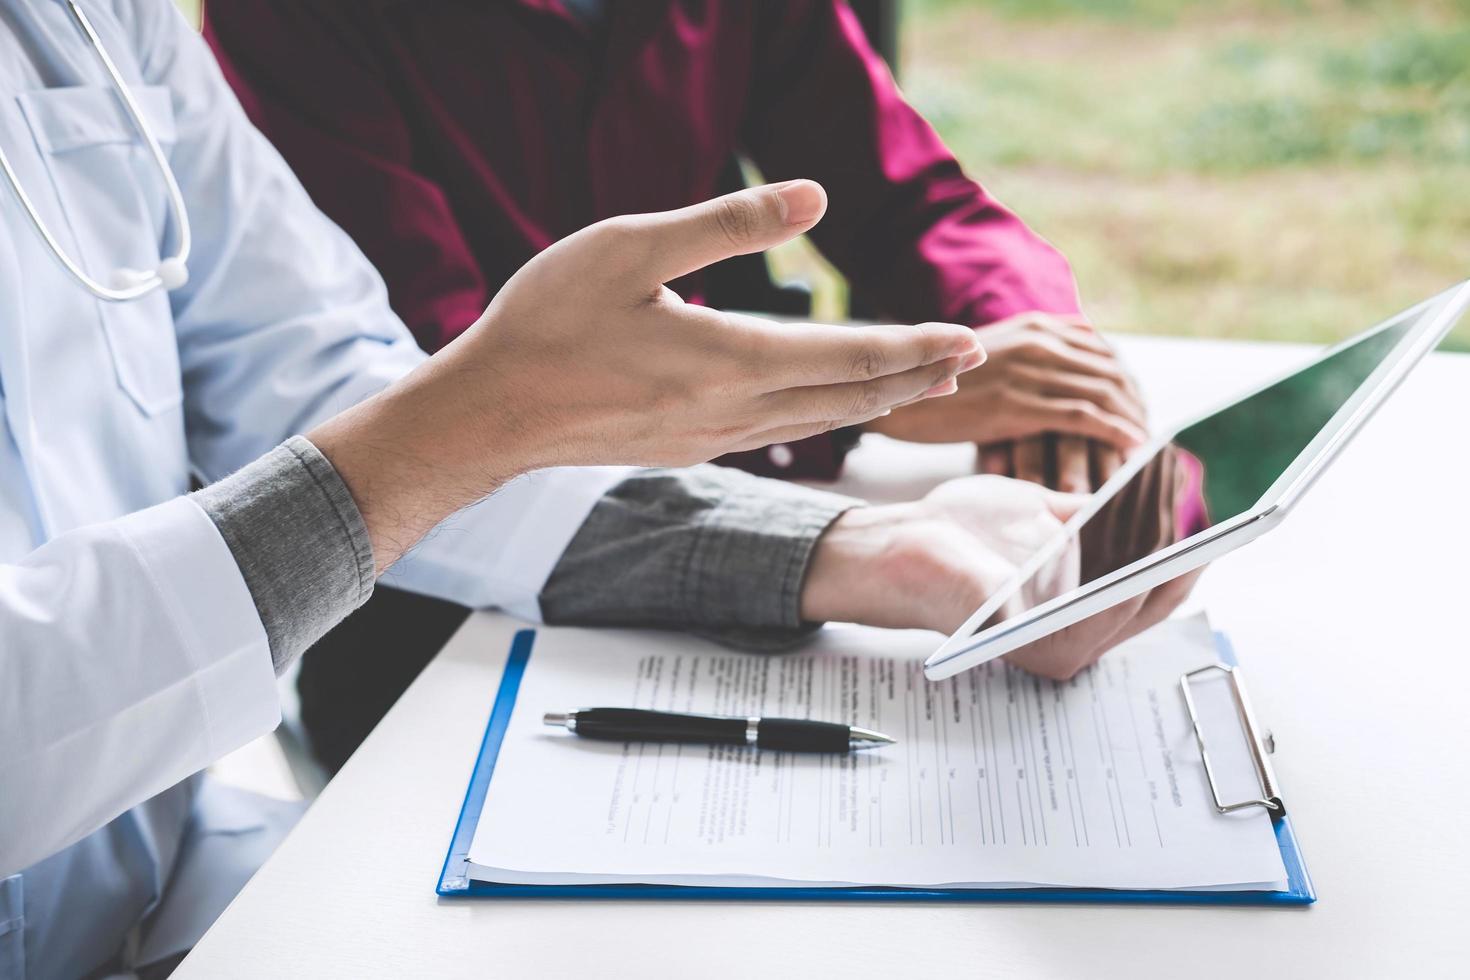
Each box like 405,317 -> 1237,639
742,0 -> 1083,328
0,496 -> 276,877
192,437 -> 376,673
540,465 -> 861,651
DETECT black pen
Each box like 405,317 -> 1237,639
543,708 -> 895,753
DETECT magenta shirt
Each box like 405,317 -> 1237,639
206,0 -> 1081,479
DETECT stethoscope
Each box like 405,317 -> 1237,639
0,0 -> 190,301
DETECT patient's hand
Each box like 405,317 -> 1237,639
801,476 -> 1077,636
800,474 -> 1198,680
980,434 -> 1127,493
866,313 -> 1148,472
1000,566 -> 1201,679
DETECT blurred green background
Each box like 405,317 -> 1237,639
179,0 -> 1469,349
777,0 -> 1470,349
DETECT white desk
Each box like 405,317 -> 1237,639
178,336 -> 1470,979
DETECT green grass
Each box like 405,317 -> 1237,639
777,0 -> 1470,350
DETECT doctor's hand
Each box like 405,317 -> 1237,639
799,475 -> 1198,680
312,180 -> 982,574
866,313 -> 1147,489
447,179 -> 983,470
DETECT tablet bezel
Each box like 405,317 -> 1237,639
922,280 -> 1470,681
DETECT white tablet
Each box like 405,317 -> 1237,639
924,280 -> 1470,681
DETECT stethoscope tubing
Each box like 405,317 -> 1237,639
0,0 -> 191,302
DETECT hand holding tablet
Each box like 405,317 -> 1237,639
1004,446 -> 1205,679
926,280 -> 1470,680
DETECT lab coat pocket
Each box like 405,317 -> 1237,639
16,84 -> 183,417
0,874 -> 23,980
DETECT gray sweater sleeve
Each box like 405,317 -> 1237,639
193,440 -> 856,673
540,465 -> 862,651
192,436 -> 375,675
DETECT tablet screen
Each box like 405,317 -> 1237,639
993,301 -> 1426,630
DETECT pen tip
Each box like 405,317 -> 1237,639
849,727 -> 896,747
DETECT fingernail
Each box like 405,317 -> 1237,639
921,378 -> 959,398
959,346 -> 986,371
773,180 -> 825,225
944,331 -> 983,366
947,328 -> 979,349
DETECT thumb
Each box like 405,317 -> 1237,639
627,179 -> 827,286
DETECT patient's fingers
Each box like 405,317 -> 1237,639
1092,442 -> 1123,486
1058,322 -> 1116,358
978,442 -> 1013,476
1005,564 -> 1201,682
1095,567 -> 1204,656
1011,389 -> 1147,451
1015,435 -> 1046,485
1003,592 -> 1148,681
1061,569 -> 1205,677
1013,363 -> 1147,428
1021,331 -> 1132,389
1054,435 -> 1091,493
1002,313 -> 1149,424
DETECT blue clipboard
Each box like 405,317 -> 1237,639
438,629 -> 1316,905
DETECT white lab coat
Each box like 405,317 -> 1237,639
0,0 -> 627,972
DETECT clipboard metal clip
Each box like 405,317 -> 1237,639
1180,663 -> 1285,819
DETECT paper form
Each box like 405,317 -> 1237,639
467,615 -> 1288,891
